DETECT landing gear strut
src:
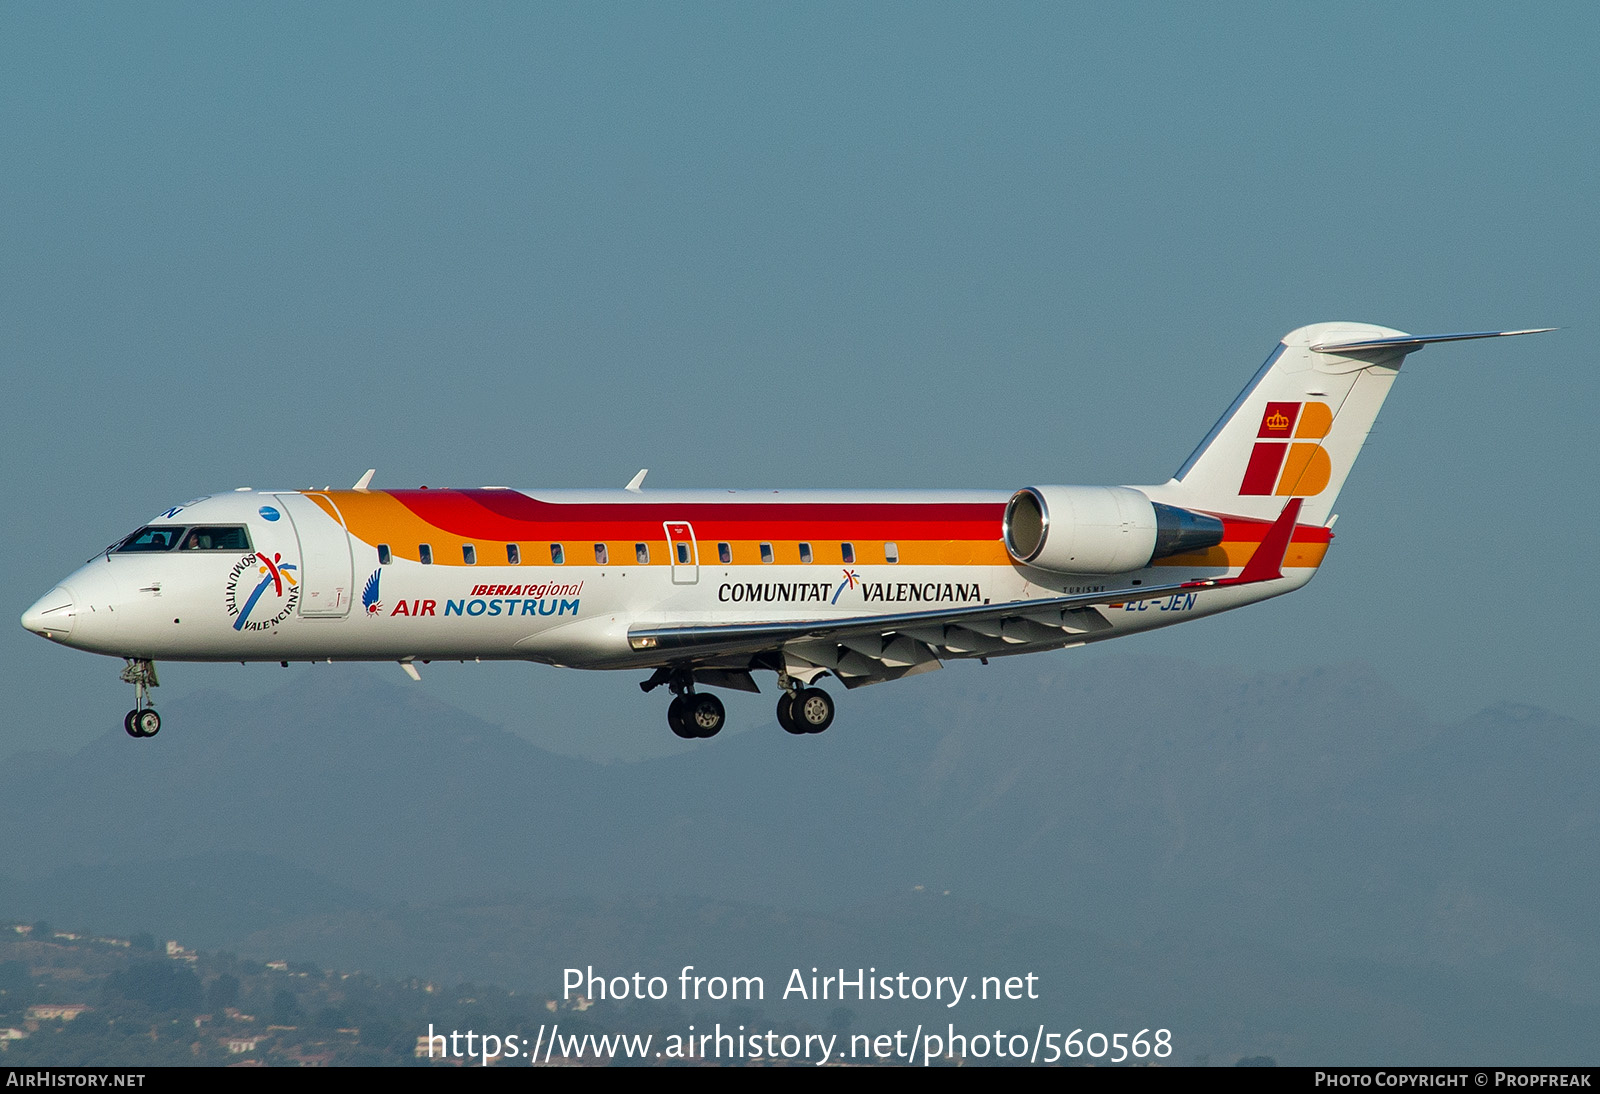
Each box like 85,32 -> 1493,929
120,659 -> 161,739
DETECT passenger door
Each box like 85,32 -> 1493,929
274,493 -> 354,618
663,521 -> 699,585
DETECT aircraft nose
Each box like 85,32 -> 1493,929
21,586 -> 75,640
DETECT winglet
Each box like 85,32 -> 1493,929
353,469 -> 376,490
1183,497 -> 1302,589
625,468 -> 648,492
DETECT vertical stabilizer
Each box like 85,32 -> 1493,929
1146,323 -> 1549,526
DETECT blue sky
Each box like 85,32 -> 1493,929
4,4 -> 1595,760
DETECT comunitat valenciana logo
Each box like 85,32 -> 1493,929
225,552 -> 300,632
1240,401 -> 1333,496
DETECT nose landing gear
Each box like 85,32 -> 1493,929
120,659 -> 161,738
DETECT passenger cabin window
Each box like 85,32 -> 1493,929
884,541 -> 899,564
178,526 -> 252,551
799,542 -> 813,564
550,543 -> 565,565
462,545 -> 477,565
841,542 -> 855,564
114,526 -> 186,552
506,544 -> 520,565
635,543 -> 650,564
419,544 -> 433,565
718,542 -> 732,565
377,544 -> 392,565
594,543 -> 608,565
759,542 -> 774,564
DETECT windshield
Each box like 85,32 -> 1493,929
112,525 -> 253,553
113,526 -> 187,552
178,526 -> 252,551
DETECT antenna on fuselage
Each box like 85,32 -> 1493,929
625,468 -> 648,492
353,469 -> 376,490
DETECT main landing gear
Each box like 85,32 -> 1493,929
641,669 -> 727,740
776,683 -> 834,735
668,691 -> 727,740
120,658 -> 161,739
641,667 -> 838,739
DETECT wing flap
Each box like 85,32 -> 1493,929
629,571 -> 1224,661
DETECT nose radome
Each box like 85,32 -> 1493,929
22,587 -> 75,639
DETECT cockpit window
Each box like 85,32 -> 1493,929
114,525 -> 254,553
114,526 -> 187,552
179,526 -> 252,551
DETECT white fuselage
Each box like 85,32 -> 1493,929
24,487 -> 1303,672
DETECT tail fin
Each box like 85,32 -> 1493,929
1148,322 -> 1550,525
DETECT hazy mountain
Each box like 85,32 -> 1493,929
3,656 -> 1596,1062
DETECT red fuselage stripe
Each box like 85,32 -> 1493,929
389,490 -> 1006,542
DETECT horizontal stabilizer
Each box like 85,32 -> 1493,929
1309,328 -> 1554,355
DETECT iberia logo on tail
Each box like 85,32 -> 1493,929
1240,401 -> 1333,496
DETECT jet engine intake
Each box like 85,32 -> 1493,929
1002,486 -> 1224,574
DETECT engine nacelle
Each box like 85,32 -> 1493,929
1002,486 -> 1225,575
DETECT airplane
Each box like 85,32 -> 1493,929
21,322 -> 1549,742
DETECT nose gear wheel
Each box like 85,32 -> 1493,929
119,659 -> 161,740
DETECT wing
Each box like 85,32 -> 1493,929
631,502 -> 1302,690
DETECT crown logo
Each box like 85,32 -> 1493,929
1265,410 -> 1290,432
